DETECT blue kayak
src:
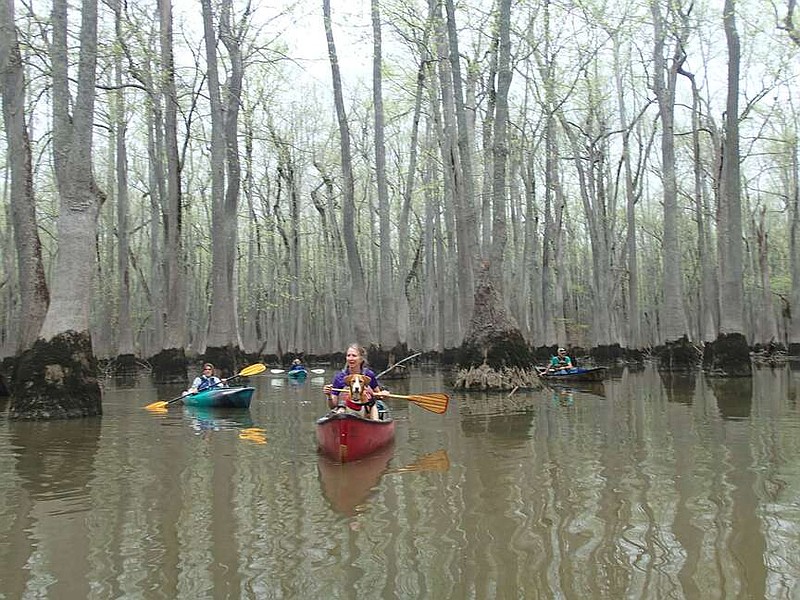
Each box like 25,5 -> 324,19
182,386 -> 254,408
538,367 -> 607,382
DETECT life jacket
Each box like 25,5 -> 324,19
197,376 -> 217,391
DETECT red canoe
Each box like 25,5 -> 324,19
316,408 -> 395,463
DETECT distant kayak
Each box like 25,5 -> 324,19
538,367 -> 607,382
287,368 -> 308,379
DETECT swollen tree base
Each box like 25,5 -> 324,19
454,262 -> 538,390
150,348 -> 187,384
703,332 -> 752,377
452,363 -> 543,391
654,336 -> 702,373
203,345 -> 248,380
9,331 -> 102,420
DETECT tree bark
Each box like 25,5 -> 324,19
488,0 -> 512,291
11,0 -> 103,419
444,0 -> 478,335
651,0 -> 688,345
718,0 -> 745,336
371,0 -> 397,349
0,0 -> 49,354
323,0 -> 372,344
203,0 -> 243,355
112,0 -> 134,358
41,0 -> 104,340
613,36 -> 642,350
159,0 -> 187,354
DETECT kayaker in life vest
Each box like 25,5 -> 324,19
548,347 -> 574,373
288,358 -> 306,372
323,344 -> 388,420
186,362 -> 223,394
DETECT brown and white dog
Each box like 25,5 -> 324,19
342,373 -> 379,420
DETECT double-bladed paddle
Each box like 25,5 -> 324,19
144,363 -> 266,410
270,367 -> 326,375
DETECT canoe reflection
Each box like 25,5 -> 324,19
547,381 -> 606,403
317,445 -> 451,516
318,443 -> 395,516
183,406 -> 267,444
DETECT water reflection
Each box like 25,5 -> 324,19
658,370 -> 698,405
317,446 -> 453,517
183,406 -> 266,444
4,418 -> 101,599
0,365 -> 798,598
709,377 -> 754,419
317,443 -> 395,516
545,382 -> 606,405
184,406 -> 255,431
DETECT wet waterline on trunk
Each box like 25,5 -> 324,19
0,365 -> 798,598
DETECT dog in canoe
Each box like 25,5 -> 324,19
341,373 -> 380,420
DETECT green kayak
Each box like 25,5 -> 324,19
182,386 -> 254,409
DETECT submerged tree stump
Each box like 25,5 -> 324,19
453,263 -> 541,391
9,331 -> 102,420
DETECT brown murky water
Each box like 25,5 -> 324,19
0,364 -> 798,599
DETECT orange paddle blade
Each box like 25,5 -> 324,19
384,392 -> 449,414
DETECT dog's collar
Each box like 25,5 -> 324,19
344,396 -> 374,410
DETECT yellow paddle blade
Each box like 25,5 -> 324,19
239,363 -> 266,377
384,392 -> 449,414
145,400 -> 169,410
392,449 -> 450,473
239,427 -> 267,444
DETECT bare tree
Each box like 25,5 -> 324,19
650,0 -> 689,345
203,0 -> 245,362
0,0 -> 49,354
11,0 -> 104,419
778,0 -> 800,352
110,0 -> 134,360
613,34 -> 643,349
371,0 -> 397,349
488,0 -> 512,289
323,0 -> 372,343
718,0 -> 745,336
159,0 -> 187,356
444,0 -> 479,335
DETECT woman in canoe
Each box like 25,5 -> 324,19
186,362 -> 224,394
323,344 -> 387,419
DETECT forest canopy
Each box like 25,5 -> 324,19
1,0 -> 799,363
